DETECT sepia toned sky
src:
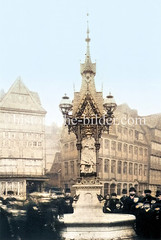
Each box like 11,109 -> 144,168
0,0 -> 161,126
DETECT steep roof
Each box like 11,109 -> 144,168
0,78 -> 46,114
144,113 -> 161,129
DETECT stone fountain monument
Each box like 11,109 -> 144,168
59,20 -> 136,240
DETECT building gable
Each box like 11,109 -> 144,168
0,78 -> 46,113
75,92 -> 101,118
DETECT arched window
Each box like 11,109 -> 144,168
110,184 -> 116,194
104,139 -> 110,149
104,183 -> 109,196
111,160 -> 116,173
117,183 -> 121,195
104,159 -> 109,173
117,161 -> 122,174
129,163 -> 133,175
123,162 -> 127,174
123,183 -> 127,190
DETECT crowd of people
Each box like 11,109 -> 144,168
0,187 -> 161,240
0,189 -> 73,240
101,187 -> 161,239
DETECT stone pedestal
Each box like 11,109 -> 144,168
60,178 -> 136,240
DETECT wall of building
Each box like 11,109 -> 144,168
0,79 -> 46,198
59,104 -> 152,195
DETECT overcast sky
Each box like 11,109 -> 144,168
0,0 -> 161,126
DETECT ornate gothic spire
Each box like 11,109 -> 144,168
80,15 -> 96,75
85,19 -> 91,63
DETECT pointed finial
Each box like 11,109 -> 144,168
80,13 -> 96,75
85,13 -> 91,63
87,13 -> 89,35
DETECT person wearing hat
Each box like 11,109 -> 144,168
103,194 -> 110,213
139,201 -> 154,239
155,190 -> 161,201
107,193 -> 120,213
63,188 -> 73,214
151,191 -> 161,239
122,187 -> 137,214
0,201 -> 12,240
141,189 -> 156,206
120,189 -> 128,205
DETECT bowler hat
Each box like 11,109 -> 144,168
144,189 -> 151,194
111,193 -> 117,197
129,187 -> 136,193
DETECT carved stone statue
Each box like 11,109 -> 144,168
80,136 -> 96,175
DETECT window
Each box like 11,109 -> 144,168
100,138 -> 103,149
104,183 -> 109,196
139,164 -> 142,176
64,162 -> 68,175
134,164 -> 138,175
123,183 -> 127,190
117,183 -> 121,195
117,161 -> 122,174
123,144 -> 127,152
139,148 -> 143,156
144,165 -> 147,176
104,159 -> 109,173
97,158 -> 102,173
123,162 -> 127,174
135,131 -> 139,140
144,149 -> 148,157
129,145 -> 133,154
104,139 -> 110,149
134,147 -> 138,155
118,142 -> 122,152
111,141 -> 116,151
129,163 -> 133,175
111,160 -> 116,174
70,161 -> 74,175
38,142 -> 42,146
33,142 -> 37,146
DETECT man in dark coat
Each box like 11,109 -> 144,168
103,194 -> 110,213
107,193 -> 120,213
122,187 -> 137,214
141,189 -> 156,206
63,188 -> 73,214
151,191 -> 161,239
120,189 -> 128,205
0,201 -> 12,240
